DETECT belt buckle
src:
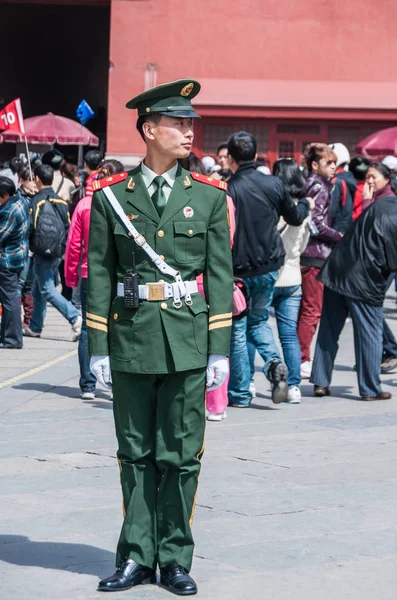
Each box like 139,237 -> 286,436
147,283 -> 165,302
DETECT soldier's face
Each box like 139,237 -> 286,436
150,116 -> 194,158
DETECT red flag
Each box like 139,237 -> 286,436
0,98 -> 25,135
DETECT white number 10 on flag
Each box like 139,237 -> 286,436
0,112 -> 16,126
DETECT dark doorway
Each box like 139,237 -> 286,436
0,1 -> 110,156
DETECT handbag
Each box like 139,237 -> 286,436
232,278 -> 249,318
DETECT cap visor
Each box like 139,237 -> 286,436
158,110 -> 201,119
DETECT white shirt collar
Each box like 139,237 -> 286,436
140,161 -> 178,189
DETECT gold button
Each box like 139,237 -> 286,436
128,232 -> 132,237
113,313 -> 118,320
188,229 -> 193,235
159,255 -> 165,260
161,302 -> 167,310
146,107 -> 150,113
159,279 -> 165,283
158,230 -> 164,237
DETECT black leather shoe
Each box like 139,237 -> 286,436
160,563 -> 197,596
98,560 -> 156,592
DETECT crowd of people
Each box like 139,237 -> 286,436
0,136 -> 396,411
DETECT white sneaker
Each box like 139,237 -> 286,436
71,315 -> 83,342
206,411 -> 227,421
300,361 -> 312,379
249,380 -> 256,398
285,386 -> 301,404
22,326 -> 41,338
81,392 -> 95,400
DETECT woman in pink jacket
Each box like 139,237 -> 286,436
203,194 -> 235,421
65,159 -> 124,399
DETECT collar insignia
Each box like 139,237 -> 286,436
127,177 -> 135,191
183,176 -> 191,187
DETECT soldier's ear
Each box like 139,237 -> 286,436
142,120 -> 156,142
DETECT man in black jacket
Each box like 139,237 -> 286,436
227,131 -> 312,406
310,195 -> 397,401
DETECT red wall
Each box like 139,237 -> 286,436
107,0 -> 397,160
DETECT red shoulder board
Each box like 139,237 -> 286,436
190,172 -> 228,191
92,172 -> 128,191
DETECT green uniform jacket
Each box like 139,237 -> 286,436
87,165 -> 233,374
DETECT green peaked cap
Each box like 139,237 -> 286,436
126,79 -> 201,118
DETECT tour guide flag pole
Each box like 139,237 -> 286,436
0,98 -> 32,180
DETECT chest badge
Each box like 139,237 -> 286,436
183,206 -> 194,218
127,213 -> 139,221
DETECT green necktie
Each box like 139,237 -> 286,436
152,175 -> 167,217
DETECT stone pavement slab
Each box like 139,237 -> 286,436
1,299 -> 397,599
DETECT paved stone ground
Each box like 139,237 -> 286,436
1,299 -> 397,600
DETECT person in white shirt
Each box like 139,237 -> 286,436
271,158 -> 311,403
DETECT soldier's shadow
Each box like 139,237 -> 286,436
0,535 -> 114,577
13,382 -> 111,401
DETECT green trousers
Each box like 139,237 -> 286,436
112,368 -> 206,572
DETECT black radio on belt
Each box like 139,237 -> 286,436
124,271 -> 139,308
124,252 -> 139,309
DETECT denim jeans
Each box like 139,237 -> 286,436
272,285 -> 302,387
228,271 -> 282,405
229,316 -> 252,405
79,278 -> 96,393
0,268 -> 23,348
18,255 -> 34,297
30,255 -> 80,333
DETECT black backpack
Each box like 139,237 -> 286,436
31,196 -> 67,258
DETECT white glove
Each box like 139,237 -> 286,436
206,354 -> 229,391
90,355 -> 112,391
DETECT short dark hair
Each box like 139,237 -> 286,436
368,161 -> 391,180
349,157 -> 371,181
0,176 -> 16,198
227,131 -> 257,164
84,150 -> 103,170
34,164 -> 54,186
18,166 -> 32,182
216,141 -> 228,155
10,157 -> 23,175
136,114 -> 162,142
41,149 -> 64,170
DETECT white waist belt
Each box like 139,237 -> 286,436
117,280 -> 198,302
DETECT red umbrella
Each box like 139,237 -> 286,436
355,126 -> 397,157
0,112 -> 99,146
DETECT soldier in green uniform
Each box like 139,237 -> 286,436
87,79 -> 233,595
